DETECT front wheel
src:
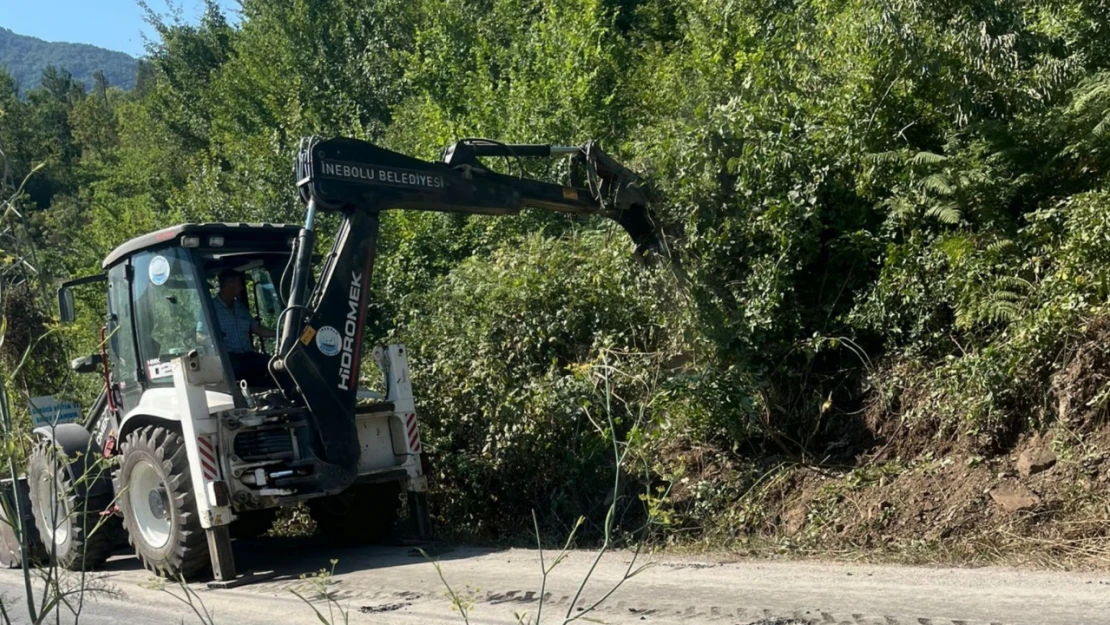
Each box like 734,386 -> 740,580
119,426 -> 209,578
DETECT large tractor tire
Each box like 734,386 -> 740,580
26,442 -> 114,571
118,426 -> 209,578
308,482 -> 400,544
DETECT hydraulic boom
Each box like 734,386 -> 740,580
271,136 -> 661,492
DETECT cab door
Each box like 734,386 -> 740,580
129,248 -> 224,390
106,261 -> 142,414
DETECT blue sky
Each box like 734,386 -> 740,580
0,0 -> 239,57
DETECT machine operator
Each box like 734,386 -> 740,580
205,268 -> 276,387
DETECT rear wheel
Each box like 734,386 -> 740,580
26,442 -> 113,571
119,426 -> 209,578
308,482 -> 400,544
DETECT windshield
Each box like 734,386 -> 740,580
130,248 -> 218,384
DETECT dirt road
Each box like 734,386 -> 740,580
0,538 -> 1107,624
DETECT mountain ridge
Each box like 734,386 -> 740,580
0,27 -> 137,92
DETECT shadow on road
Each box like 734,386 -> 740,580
97,536 -> 501,584
236,536 -> 497,579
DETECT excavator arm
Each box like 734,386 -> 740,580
298,136 -> 658,248
271,136 -> 661,491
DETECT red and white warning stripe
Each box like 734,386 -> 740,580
405,413 -> 421,454
197,435 -> 219,480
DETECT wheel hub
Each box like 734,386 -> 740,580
34,476 -> 70,546
147,488 -> 168,520
129,461 -> 171,549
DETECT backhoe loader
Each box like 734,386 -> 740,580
1,136 -> 661,582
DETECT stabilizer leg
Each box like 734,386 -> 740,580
206,525 -> 236,582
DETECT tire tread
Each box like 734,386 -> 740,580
26,441 -> 113,571
120,426 -> 209,578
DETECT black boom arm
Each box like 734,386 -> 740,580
299,137 -> 658,248
272,136 -> 660,491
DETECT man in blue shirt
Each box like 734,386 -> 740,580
208,268 -> 276,387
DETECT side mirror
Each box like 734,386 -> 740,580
58,287 -> 76,324
57,273 -> 106,323
70,353 -> 103,374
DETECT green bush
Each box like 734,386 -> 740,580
395,231 -> 673,537
9,0 -> 1110,544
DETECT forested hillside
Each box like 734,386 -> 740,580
0,27 -> 137,91
3,0 -> 1110,561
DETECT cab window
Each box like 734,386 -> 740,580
131,249 -> 216,385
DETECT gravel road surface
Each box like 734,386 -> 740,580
0,538 -> 1106,624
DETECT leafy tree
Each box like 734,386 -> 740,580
10,0 -> 1110,542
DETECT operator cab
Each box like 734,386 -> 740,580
63,223 -> 301,415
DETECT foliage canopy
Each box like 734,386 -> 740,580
4,0 -> 1110,541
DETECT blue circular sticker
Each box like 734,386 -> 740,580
316,326 -> 341,357
149,255 -> 170,286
